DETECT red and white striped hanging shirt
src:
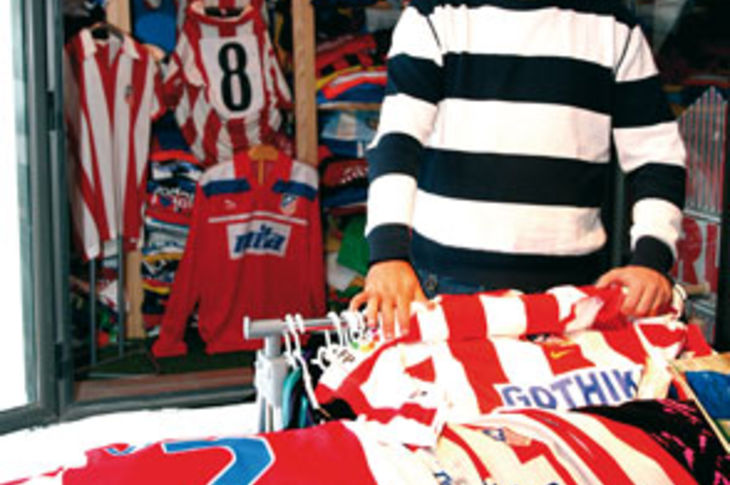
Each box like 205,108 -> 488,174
64,29 -> 165,260
164,1 -> 291,165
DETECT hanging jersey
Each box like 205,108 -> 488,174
152,150 -> 325,357
164,1 -> 291,165
64,29 -> 165,260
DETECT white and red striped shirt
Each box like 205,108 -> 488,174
164,1 -> 291,165
434,409 -> 698,485
315,285 -> 712,446
64,29 -> 165,260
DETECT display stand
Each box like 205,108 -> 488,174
244,315 -> 349,433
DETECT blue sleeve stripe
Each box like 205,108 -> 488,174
367,133 -> 423,180
626,163 -> 686,208
385,54 -> 443,105
629,235 -> 674,273
368,223 -> 412,264
272,181 -> 318,201
613,76 -> 675,128
202,179 -> 251,197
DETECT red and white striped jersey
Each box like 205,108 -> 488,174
315,285 -> 712,446
164,1 -> 291,165
64,29 -> 165,260
428,410 -> 697,485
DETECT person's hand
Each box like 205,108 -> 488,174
349,260 -> 427,340
595,265 -> 672,317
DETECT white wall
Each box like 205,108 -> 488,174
0,1 -> 29,411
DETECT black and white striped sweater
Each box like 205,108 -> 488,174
365,0 -> 686,291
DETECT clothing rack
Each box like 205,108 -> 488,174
88,238 -> 127,367
244,313 -> 359,432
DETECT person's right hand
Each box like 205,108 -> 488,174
349,260 -> 427,340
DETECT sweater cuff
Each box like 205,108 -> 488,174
367,224 -> 411,265
629,236 -> 674,274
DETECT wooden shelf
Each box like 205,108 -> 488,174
318,102 -> 382,112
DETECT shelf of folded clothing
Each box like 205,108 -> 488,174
317,102 -> 382,111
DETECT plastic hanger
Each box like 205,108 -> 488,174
342,311 -> 364,345
204,6 -> 245,17
282,314 -> 298,369
285,314 -> 320,411
247,144 -> 279,185
311,312 -> 339,372
89,20 -> 124,41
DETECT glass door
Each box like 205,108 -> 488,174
0,1 -> 60,433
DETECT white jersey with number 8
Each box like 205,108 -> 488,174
165,1 -> 291,165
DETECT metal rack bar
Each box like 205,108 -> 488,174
89,258 -> 97,366
244,316 -> 337,340
116,238 -> 125,357
246,314 -> 353,433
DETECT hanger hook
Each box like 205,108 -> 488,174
282,314 -> 297,368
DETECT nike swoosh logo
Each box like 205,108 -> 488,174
550,349 -> 572,359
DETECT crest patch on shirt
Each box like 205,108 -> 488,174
280,193 -> 298,215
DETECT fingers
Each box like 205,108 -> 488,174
594,272 -> 612,289
622,280 -> 648,316
348,291 -> 368,313
381,297 -> 396,340
364,294 -> 379,329
597,266 -> 673,317
396,294 -> 410,338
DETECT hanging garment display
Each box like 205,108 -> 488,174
152,148 -> 325,357
64,27 -> 166,260
164,1 -> 291,164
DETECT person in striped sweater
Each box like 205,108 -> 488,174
350,0 -> 686,338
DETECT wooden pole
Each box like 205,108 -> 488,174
291,0 -> 317,166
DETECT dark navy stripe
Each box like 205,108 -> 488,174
626,163 -> 685,208
385,54 -> 443,105
367,224 -> 411,264
613,76 -> 675,128
272,180 -> 318,201
412,230 -> 607,291
419,149 -> 609,207
412,0 -> 636,28
629,236 -> 674,273
367,133 -> 423,180
202,179 -> 250,197
443,53 -> 612,114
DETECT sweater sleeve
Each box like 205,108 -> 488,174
611,22 -> 686,274
365,1 -> 443,264
152,185 -> 205,357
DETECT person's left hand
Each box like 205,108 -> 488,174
595,265 -> 672,317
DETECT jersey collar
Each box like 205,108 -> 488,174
77,28 -> 141,61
